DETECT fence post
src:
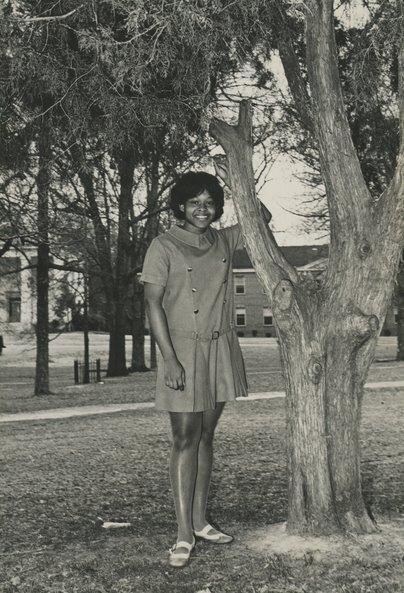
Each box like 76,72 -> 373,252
96,358 -> 101,382
74,360 -> 79,384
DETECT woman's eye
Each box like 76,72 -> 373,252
189,200 -> 214,208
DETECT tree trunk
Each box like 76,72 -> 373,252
276,230 -> 400,536
107,149 -> 135,377
34,116 -> 51,396
70,143 -> 116,351
130,276 -> 148,372
275,286 -> 378,534
211,98 -> 403,535
397,256 -> 404,360
130,152 -> 161,371
83,274 -> 90,383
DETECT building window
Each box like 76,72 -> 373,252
8,297 -> 21,322
263,307 -> 273,326
234,275 -> 245,294
236,307 -> 246,326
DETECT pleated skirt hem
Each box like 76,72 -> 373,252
154,328 -> 248,413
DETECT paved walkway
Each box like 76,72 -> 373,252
1,380 -> 404,424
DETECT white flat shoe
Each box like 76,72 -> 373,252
168,538 -> 195,568
194,524 -> 233,544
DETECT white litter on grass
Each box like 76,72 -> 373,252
101,521 -> 131,529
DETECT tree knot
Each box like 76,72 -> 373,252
274,279 -> 294,312
347,309 -> 380,344
308,356 -> 323,384
368,315 -> 379,333
358,241 -> 372,259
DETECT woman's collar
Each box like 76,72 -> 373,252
168,224 -> 212,247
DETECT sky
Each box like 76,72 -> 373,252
220,0 -> 369,247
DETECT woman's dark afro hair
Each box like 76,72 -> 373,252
169,171 -> 224,221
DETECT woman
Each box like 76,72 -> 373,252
140,171 -> 271,567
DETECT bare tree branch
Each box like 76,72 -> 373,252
275,3 -> 314,135
210,100 -> 300,299
305,0 -> 372,242
374,0 -> 404,244
10,5 -> 84,24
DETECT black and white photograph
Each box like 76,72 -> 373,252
1,0 -> 403,591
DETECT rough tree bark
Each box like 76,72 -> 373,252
210,0 -> 404,535
34,115 -> 51,396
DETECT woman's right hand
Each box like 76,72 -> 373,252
164,356 -> 186,390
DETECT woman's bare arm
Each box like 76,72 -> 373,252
144,282 -> 185,390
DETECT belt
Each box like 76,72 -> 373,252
169,327 -> 234,341
168,326 -> 234,411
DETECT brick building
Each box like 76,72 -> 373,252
232,245 -> 397,337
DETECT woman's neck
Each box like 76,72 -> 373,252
182,221 -> 210,235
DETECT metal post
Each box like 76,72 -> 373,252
74,359 -> 79,384
96,358 -> 101,382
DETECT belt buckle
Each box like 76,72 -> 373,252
212,330 -> 220,340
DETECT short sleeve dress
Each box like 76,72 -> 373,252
140,223 -> 248,412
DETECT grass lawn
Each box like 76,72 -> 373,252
1,334 -> 404,414
1,391 -> 403,592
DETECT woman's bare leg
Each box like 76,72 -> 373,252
192,402 -> 225,532
169,411 -> 202,547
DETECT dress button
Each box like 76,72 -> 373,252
187,267 -> 192,271
223,299 -> 227,304
192,288 -> 197,292
194,309 -> 199,314
223,279 -> 227,283
222,258 -> 227,262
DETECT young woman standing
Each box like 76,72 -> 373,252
140,171 -> 271,567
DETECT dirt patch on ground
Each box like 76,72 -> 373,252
247,520 -> 404,560
247,522 -> 340,557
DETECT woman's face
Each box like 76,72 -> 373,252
181,190 -> 216,232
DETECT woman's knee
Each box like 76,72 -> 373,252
170,413 -> 202,452
172,430 -> 200,452
200,403 -> 224,444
